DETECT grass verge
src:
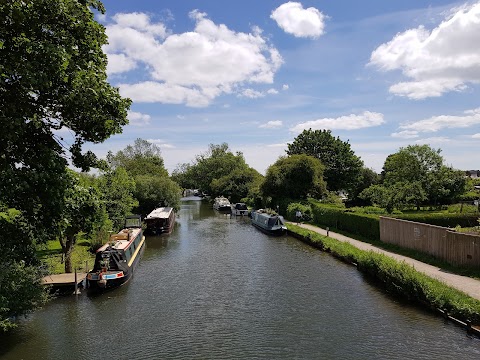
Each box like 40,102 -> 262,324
37,240 -> 95,274
288,224 -> 480,326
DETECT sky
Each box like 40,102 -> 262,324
81,0 -> 480,175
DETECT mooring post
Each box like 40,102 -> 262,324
74,268 -> 78,296
466,319 -> 472,334
326,227 -> 329,237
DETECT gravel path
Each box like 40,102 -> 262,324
293,222 -> 480,301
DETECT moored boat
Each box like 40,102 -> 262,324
213,196 -> 231,212
232,202 -> 248,216
145,206 -> 175,235
86,215 -> 145,291
251,209 -> 287,236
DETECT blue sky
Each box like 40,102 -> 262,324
83,0 -> 480,174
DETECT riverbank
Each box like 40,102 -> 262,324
287,223 -> 480,336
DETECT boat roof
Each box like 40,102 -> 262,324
97,227 -> 142,252
146,207 -> 174,219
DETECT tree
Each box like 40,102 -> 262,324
59,171 -> 108,273
134,175 -> 182,216
349,167 -> 379,202
211,167 -> 263,203
261,154 -> 326,203
97,168 -> 138,230
172,143 -> 249,195
381,145 -> 465,207
107,138 -> 168,178
0,0 -> 130,329
287,129 -> 363,192
108,139 -> 180,215
0,206 -> 48,332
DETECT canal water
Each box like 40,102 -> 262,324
1,198 -> 479,359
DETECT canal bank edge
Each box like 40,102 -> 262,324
286,224 -> 480,337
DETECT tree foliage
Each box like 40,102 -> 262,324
134,175 -> 181,216
97,167 -> 138,230
286,129 -> 363,192
261,154 -> 326,202
108,139 -> 180,214
0,205 -> 48,332
58,171 -> 108,273
211,167 -> 263,203
362,145 -> 466,211
107,138 -> 168,178
172,143 -> 250,196
0,0 -> 130,328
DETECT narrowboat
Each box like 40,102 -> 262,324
251,209 -> 287,236
231,202 -> 248,216
213,196 -> 231,212
145,206 -> 176,235
86,215 -> 145,291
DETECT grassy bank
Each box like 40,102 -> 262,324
37,240 -> 95,274
287,224 -> 480,326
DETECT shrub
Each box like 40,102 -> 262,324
286,202 -> 313,222
394,213 -> 479,228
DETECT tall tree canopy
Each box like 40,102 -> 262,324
261,154 -> 326,202
173,143 -> 250,196
361,145 -> 466,211
286,129 -> 363,193
0,0 -> 130,330
0,0 -> 131,233
107,138 -> 168,178
108,139 -> 181,214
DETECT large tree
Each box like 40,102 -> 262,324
174,143 -> 249,195
362,145 -> 466,211
261,154 -> 326,203
108,139 -> 181,214
107,138 -> 168,178
286,129 -> 363,193
0,0 -> 130,232
382,145 -> 465,207
211,167 -> 263,203
0,0 -> 130,329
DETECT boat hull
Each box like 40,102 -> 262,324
252,222 -> 287,236
145,207 -> 176,235
251,211 -> 287,236
87,240 -> 145,292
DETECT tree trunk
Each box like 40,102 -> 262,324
60,236 -> 75,273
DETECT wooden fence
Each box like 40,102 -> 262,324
379,217 -> 480,268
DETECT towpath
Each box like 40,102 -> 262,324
292,223 -> 480,301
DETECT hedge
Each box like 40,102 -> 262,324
393,213 -> 479,228
310,202 -> 380,240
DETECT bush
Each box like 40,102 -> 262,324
286,202 -> 313,222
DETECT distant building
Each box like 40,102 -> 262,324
465,170 -> 480,178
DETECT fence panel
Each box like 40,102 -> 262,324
380,217 -> 480,268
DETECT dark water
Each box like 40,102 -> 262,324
1,198 -> 479,359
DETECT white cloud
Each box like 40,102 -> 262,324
107,53 -> 137,75
267,88 -> 279,94
289,111 -> 384,133
147,139 -> 175,149
259,120 -> 283,129
369,2 -> 480,99
239,89 -> 265,99
127,110 -> 151,126
391,130 -> 419,139
271,2 -> 326,39
282,84 -> 289,90
473,133 -> 480,139
415,137 -> 451,144
400,108 -> 480,132
106,11 -> 283,107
